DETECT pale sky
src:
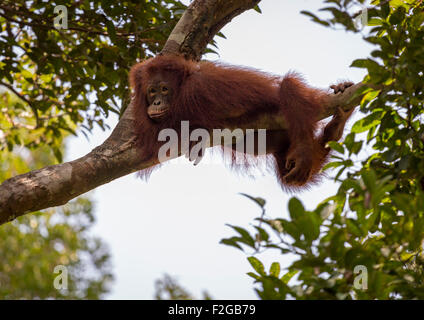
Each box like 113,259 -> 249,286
66,0 -> 373,299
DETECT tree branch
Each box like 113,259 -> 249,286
161,0 -> 261,60
0,0 -> 368,225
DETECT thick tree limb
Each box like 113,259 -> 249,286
162,0 -> 261,60
0,0 -> 368,225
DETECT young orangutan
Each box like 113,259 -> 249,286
129,54 -> 353,190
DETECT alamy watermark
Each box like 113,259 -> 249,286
53,265 -> 68,291
157,121 -> 267,165
353,265 -> 368,290
353,5 -> 369,30
54,5 -> 68,30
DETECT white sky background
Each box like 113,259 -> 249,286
66,0 -> 373,299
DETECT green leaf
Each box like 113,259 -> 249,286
281,270 -> 298,284
253,5 -> 262,13
346,218 -> 364,237
389,6 -> 406,25
322,161 -> 344,171
367,18 -> 384,26
361,90 -> 381,108
288,197 -> 305,221
240,193 -> 266,208
220,238 -> 244,251
351,112 -> 383,133
254,226 -> 270,242
226,225 -> 256,248
105,20 -> 117,42
298,213 -> 321,242
361,169 -> 377,193
300,10 -> 330,26
269,262 -> 281,277
247,272 -> 261,281
247,256 -> 265,276
280,219 -> 301,240
391,193 -> 413,214
327,141 -> 345,154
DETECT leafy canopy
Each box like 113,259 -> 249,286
0,0 -> 186,161
222,0 -> 424,300
0,97 -> 113,299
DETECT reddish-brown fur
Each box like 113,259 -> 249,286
129,55 -> 353,191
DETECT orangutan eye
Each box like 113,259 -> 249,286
162,86 -> 168,93
149,88 -> 157,95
